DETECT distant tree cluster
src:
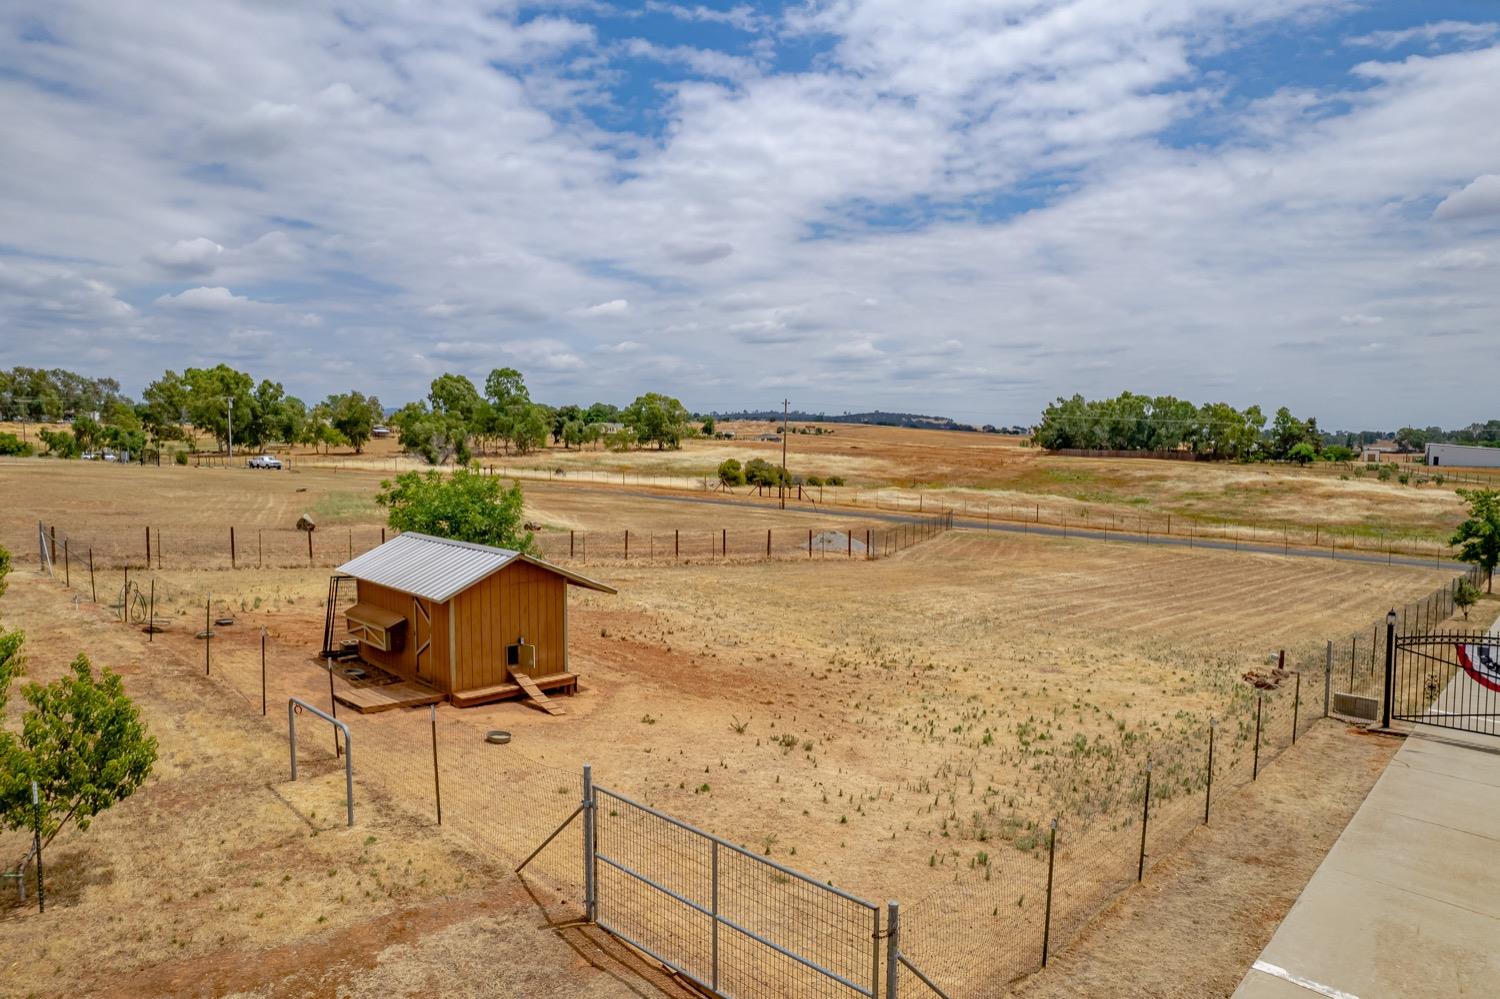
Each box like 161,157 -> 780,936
139,365 -> 384,455
390,368 -> 694,466
0,367 -> 124,422
1033,392 -> 1326,462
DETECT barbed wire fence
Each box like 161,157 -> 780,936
22,517 -> 1488,997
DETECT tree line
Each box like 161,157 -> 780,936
0,364 -> 708,465
1032,392 -> 1333,462
389,369 -> 700,464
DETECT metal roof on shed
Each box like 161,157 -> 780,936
336,532 -> 615,602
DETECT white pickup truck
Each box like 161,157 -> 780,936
246,454 -> 283,469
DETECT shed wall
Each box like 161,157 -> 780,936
352,579 -> 449,692
451,560 -> 567,692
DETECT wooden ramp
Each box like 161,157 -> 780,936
450,672 -> 578,709
514,673 -> 567,715
334,680 -> 444,714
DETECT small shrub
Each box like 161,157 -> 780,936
174,450 -> 189,465
0,432 -> 34,456
825,475 -> 845,486
805,475 -> 824,487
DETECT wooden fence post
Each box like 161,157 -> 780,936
307,530 -> 314,567
230,526 -> 236,569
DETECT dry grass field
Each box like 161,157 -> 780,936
8,416 -> 1493,554
2,452 -> 1487,996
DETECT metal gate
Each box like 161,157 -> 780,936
591,785 -> 882,998
1389,631 -> 1500,736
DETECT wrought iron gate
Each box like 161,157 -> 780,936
1389,631 -> 1500,736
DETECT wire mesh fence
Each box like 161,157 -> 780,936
21,516 -> 1489,998
594,787 -> 881,998
29,513 -> 953,575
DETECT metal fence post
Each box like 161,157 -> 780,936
712,840 -> 721,992
1292,672 -> 1301,744
31,781 -> 43,913
204,598 -> 211,675
583,763 -> 596,923
1204,719 -> 1216,824
1381,609 -> 1397,728
1137,762 -> 1152,881
1253,696 -> 1263,780
1324,640 -> 1333,718
260,627 -> 267,716
430,704 -> 442,825
885,900 -> 899,999
1042,819 -> 1057,966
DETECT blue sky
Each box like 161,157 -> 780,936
1,1 -> 1498,427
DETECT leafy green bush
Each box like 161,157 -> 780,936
825,475 -> 846,486
717,458 -> 745,486
744,457 -> 788,488
174,449 -> 189,465
376,468 -> 534,552
805,475 -> 824,487
38,429 -> 80,458
0,432 -> 34,456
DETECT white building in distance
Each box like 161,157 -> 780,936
1425,442 -> 1500,468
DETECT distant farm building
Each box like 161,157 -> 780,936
333,532 -> 615,709
1425,442 -> 1500,468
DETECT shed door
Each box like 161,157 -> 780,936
413,597 -> 433,685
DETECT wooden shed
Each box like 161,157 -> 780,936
334,532 -> 615,709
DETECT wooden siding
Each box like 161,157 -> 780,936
353,580 -> 449,692
352,580 -> 413,677
451,560 -> 567,693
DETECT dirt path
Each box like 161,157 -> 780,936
1008,721 -> 1399,999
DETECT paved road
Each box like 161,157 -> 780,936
568,484 -> 1462,573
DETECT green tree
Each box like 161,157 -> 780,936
744,457 -> 788,487
1394,427 -> 1429,453
1288,442 -> 1316,465
182,364 -> 256,450
561,419 -> 587,450
325,391 -> 382,454
141,370 -> 190,446
701,415 -> 715,436
623,392 -> 690,450
0,650 -> 158,853
0,433 -> 34,457
38,429 -> 80,458
717,458 -> 745,486
1451,488 -> 1500,593
429,373 -> 481,423
376,469 -> 534,551
71,415 -> 103,453
511,404 -> 550,454
1454,579 -> 1481,620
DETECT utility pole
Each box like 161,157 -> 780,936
226,397 -> 234,460
780,398 -> 789,510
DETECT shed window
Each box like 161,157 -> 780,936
345,603 -> 407,652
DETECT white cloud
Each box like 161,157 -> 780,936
598,340 -> 644,354
146,237 -> 225,275
154,286 -> 255,310
1348,21 -> 1498,50
1339,313 -> 1384,326
1419,248 -> 1492,270
575,299 -> 629,317
0,2 -> 1498,424
1433,174 -> 1500,221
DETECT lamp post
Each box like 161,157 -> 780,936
1380,608 -> 1397,729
